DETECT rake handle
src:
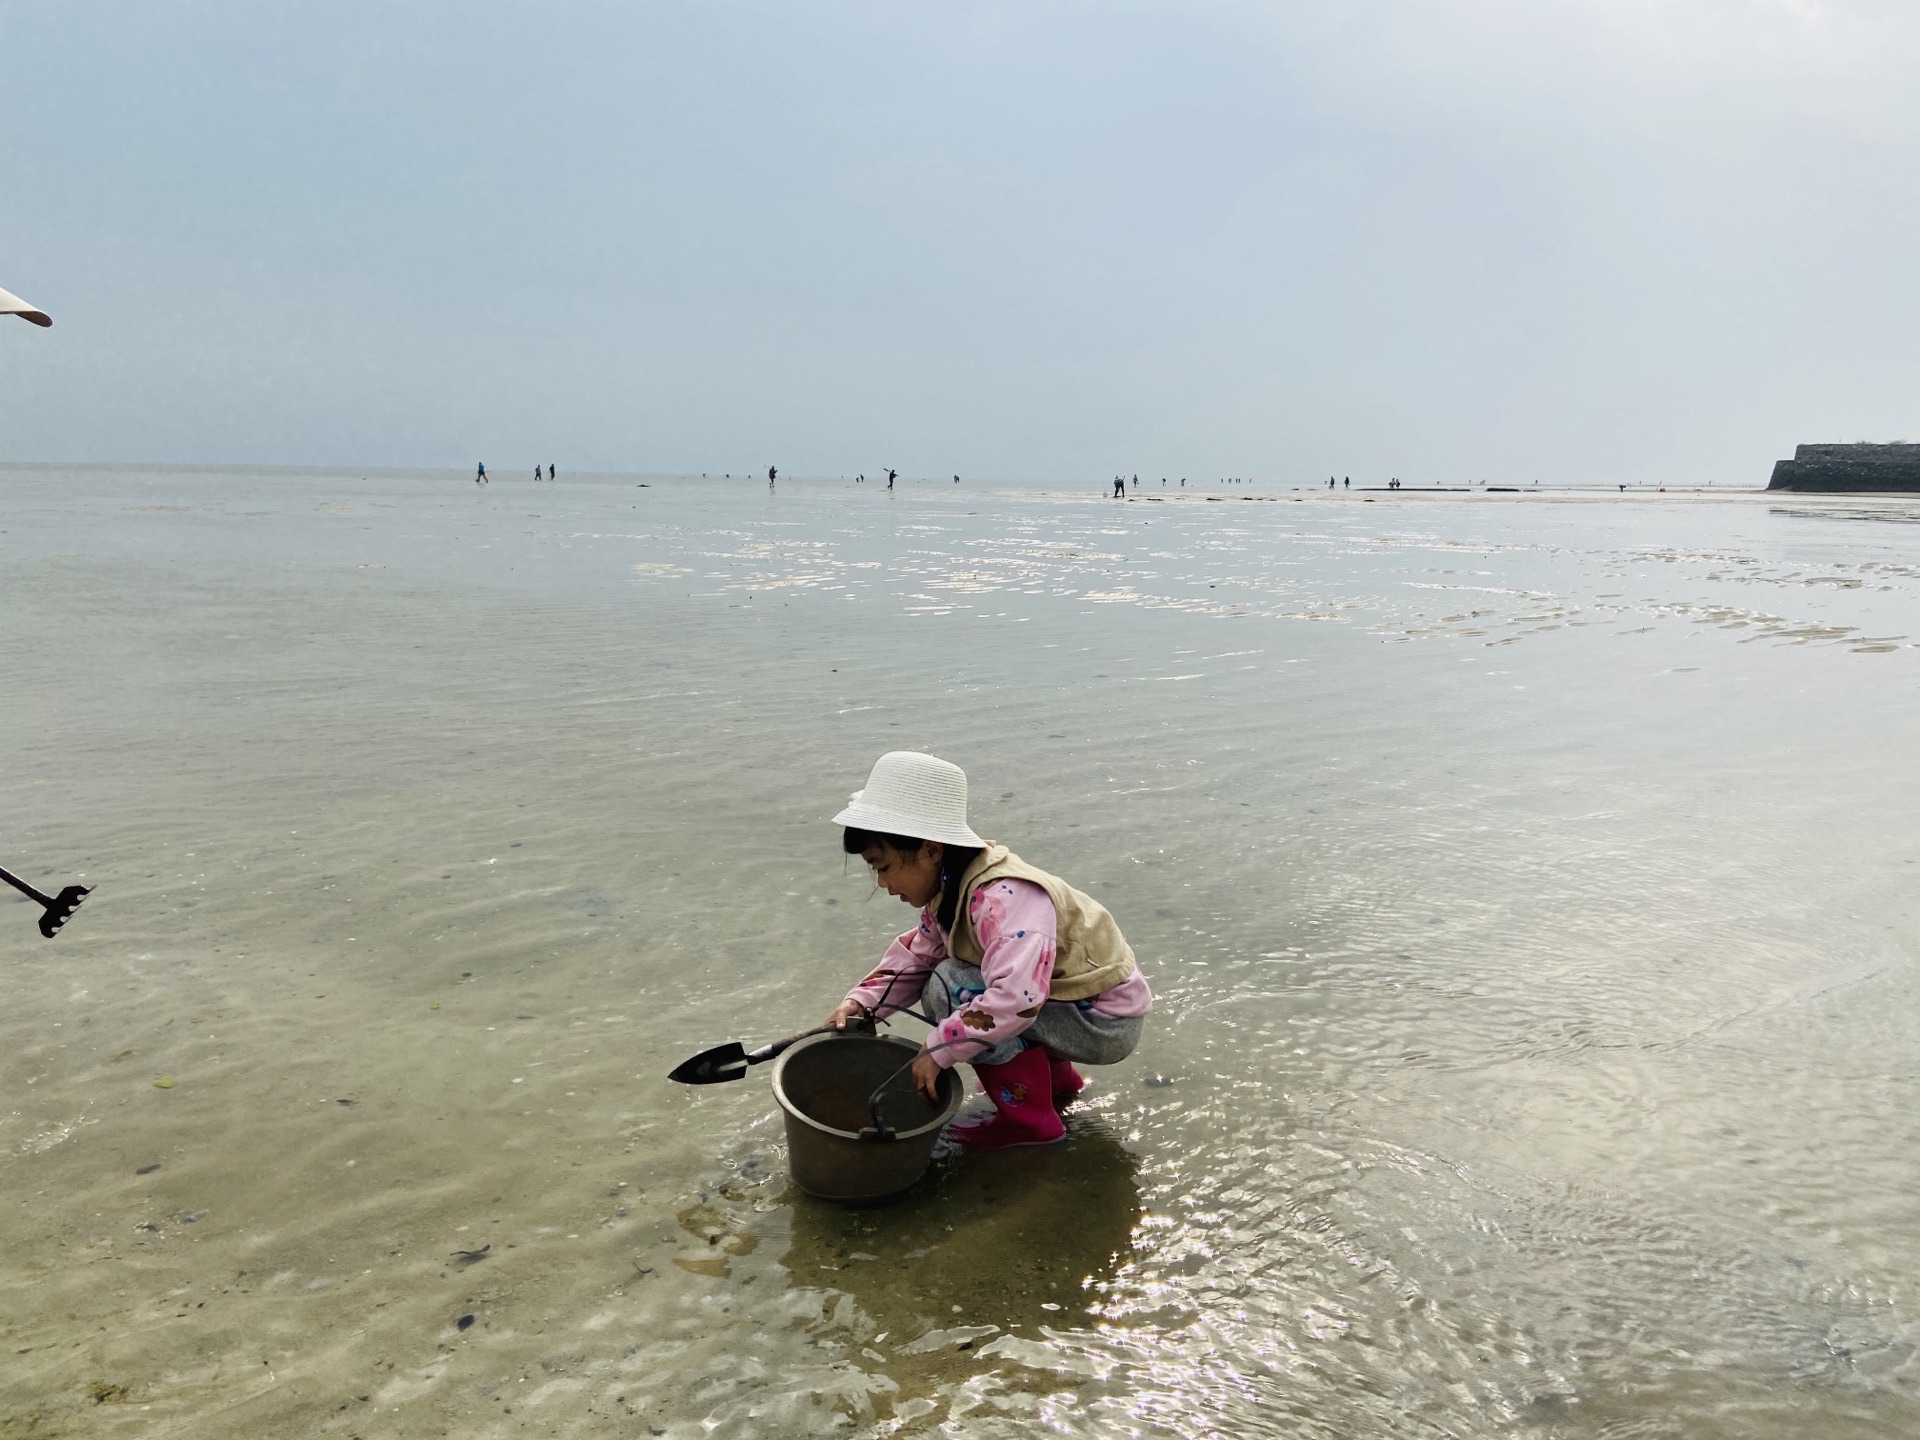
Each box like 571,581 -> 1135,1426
0,865 -> 53,907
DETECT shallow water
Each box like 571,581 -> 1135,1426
3,465 -> 1919,1438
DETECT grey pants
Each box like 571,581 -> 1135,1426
920,957 -> 1144,1069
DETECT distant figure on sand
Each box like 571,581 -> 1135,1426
1343,477 -> 1349,489
887,469 -> 897,490
476,462 -> 487,485
954,474 -> 960,484
769,465 -> 777,489
549,464 -> 556,480
1113,477 -> 1125,498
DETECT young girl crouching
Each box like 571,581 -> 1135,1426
824,751 -> 1152,1149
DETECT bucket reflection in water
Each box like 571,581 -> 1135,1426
781,1120 -> 1144,1337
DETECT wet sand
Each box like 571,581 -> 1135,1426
3,466 -> 1919,1437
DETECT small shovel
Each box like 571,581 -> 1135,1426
0,864 -> 92,939
668,1016 -> 873,1085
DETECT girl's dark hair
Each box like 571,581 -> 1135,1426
842,827 -> 983,934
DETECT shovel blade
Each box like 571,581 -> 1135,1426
668,1041 -> 751,1085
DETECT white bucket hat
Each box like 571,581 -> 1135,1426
832,751 -> 986,848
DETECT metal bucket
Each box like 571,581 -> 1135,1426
772,1032 -> 964,1203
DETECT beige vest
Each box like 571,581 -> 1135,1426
946,844 -> 1137,1002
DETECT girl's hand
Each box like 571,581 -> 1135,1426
911,1051 -> 943,1104
825,999 -> 869,1031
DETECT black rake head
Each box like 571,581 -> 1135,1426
38,885 -> 91,939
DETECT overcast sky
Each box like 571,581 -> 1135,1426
2,1 -> 1915,483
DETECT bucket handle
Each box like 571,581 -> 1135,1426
857,1037 -> 971,1143
850,957 -> 952,1142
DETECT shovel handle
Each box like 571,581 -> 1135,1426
745,1020 -> 861,1065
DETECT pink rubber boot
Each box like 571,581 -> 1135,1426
952,1046 -> 1067,1150
1044,1049 -> 1086,1110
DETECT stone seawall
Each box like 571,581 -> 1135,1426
1768,443 -> 1920,492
